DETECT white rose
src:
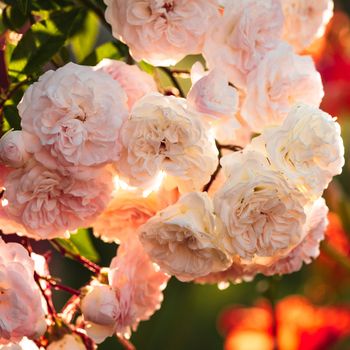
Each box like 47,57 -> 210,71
81,285 -> 119,326
139,192 -> 232,281
259,198 -> 329,276
281,0 -> 334,52
117,93 -> 218,193
0,131 -> 30,168
241,43 -> 324,133
47,334 -> 86,350
262,103 -> 345,198
214,149 -> 308,261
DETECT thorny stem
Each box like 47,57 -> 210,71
34,272 -> 57,317
51,239 -> 101,274
40,275 -> 81,296
62,295 -> 81,323
117,336 -> 136,350
159,66 -> 186,97
203,143 -> 222,193
202,140 -> 243,192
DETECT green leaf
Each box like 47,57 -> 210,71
52,229 -> 100,263
16,0 -> 29,14
81,41 -> 122,66
3,104 -> 21,129
2,5 -> 27,31
69,228 -> 100,263
52,238 -> 80,257
138,60 -> 155,75
9,7 -> 84,76
71,11 -> 99,63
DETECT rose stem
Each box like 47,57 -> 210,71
51,239 -> 101,274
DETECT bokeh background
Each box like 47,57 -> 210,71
1,0 -> 350,349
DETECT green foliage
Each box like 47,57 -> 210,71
70,228 -> 100,263
81,41 -> 122,65
9,8 -> 85,77
53,228 -> 100,263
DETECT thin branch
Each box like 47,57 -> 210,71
51,240 -> 101,274
34,272 -> 57,317
159,66 -> 185,98
203,142 -> 222,193
117,336 -> 136,350
40,275 -> 81,296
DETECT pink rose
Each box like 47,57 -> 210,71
281,0 -> 334,52
203,0 -> 284,89
81,238 -> 169,343
0,131 -> 29,168
94,59 -> 157,110
19,63 -> 128,172
0,238 -> 46,344
187,64 -> 239,121
3,160 -> 113,240
104,0 -> 220,66
241,43 -> 324,132
93,186 -> 178,243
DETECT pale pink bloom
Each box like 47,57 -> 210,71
19,63 -> 128,172
259,198 -> 328,276
46,334 -> 86,350
187,63 -> 239,121
2,160 -> 113,240
104,0 -> 220,66
214,149 -> 308,261
82,238 -> 169,343
187,63 -> 247,145
282,0 -> 334,52
0,131 -> 30,168
0,338 -> 40,350
0,238 -> 46,344
139,192 -> 232,281
262,103 -> 344,198
94,59 -> 157,110
93,186 -> 178,243
117,93 -> 218,193
241,43 -> 324,132
203,0 -> 284,89
195,257 -> 255,285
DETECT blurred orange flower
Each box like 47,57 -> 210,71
220,296 -> 350,350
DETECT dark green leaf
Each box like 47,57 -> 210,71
16,0 -> 29,14
71,11 -> 99,63
81,41 -> 122,66
9,7 -> 85,76
2,5 -> 27,31
3,104 -> 20,130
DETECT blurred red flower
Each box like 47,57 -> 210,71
219,296 -> 350,350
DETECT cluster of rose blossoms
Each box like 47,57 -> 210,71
0,0 -> 345,348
